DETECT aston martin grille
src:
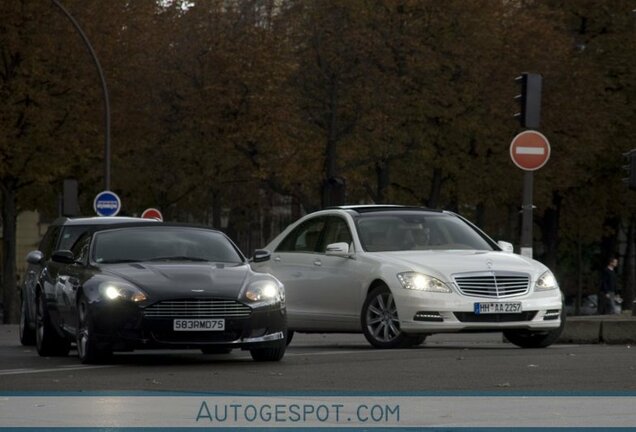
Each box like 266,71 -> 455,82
453,272 -> 530,298
144,299 -> 252,318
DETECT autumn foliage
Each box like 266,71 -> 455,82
1,0 -> 634,321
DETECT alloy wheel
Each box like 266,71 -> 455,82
365,291 -> 401,343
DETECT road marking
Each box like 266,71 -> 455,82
0,365 -> 115,376
516,146 -> 545,155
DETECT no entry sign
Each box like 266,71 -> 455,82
510,131 -> 551,171
141,208 -> 163,221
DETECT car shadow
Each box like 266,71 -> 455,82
69,348 -> 259,366
287,343 -> 515,352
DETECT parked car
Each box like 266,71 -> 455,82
565,294 -> 598,316
35,224 -> 286,363
565,294 -> 622,315
19,217 -> 158,346
252,205 -> 565,349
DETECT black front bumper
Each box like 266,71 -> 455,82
89,300 -> 286,351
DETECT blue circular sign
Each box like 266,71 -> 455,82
93,190 -> 121,217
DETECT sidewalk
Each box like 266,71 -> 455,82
559,312 -> 636,344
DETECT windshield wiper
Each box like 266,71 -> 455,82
146,256 -> 210,262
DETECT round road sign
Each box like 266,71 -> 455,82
93,191 -> 121,217
509,130 -> 551,171
141,208 -> 163,221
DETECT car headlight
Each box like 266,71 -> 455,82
98,281 -> 147,302
243,279 -> 284,305
397,272 -> 451,293
535,271 -> 558,291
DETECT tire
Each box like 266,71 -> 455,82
250,340 -> 286,362
361,285 -> 411,349
503,308 -> 566,349
404,334 -> 427,347
35,291 -> 70,357
77,297 -> 112,364
286,330 -> 294,346
19,294 -> 36,346
201,346 -> 233,355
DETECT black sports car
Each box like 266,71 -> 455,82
35,224 -> 287,363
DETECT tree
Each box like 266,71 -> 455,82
0,0 -> 97,322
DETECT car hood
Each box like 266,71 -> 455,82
370,250 -> 547,281
102,262 -> 250,299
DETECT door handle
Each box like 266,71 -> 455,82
274,256 -> 281,262
313,260 -> 322,267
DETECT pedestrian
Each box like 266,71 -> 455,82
598,256 -> 619,315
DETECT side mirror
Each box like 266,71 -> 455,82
252,249 -> 271,263
51,250 -> 76,264
325,242 -> 351,257
26,250 -> 44,265
497,241 -> 514,254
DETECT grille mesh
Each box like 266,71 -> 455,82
453,272 -> 530,298
144,299 -> 251,318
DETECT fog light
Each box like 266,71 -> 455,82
543,310 -> 561,320
414,311 -> 443,322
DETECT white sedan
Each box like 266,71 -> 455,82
252,205 -> 564,349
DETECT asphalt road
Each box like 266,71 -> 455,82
1,325 -> 634,392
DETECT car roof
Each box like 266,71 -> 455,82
326,205 -> 443,214
52,216 -> 159,226
90,222 -> 223,234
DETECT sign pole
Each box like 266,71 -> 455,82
520,171 -> 534,258
509,130 -> 550,258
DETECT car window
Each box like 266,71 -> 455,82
275,217 -> 327,253
39,226 -> 61,259
92,227 -> 244,264
70,233 -> 92,264
321,217 -> 353,252
59,226 -> 90,251
356,212 -> 495,252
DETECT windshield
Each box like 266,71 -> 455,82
355,211 -> 496,252
92,227 -> 244,264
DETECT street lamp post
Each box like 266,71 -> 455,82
51,0 -> 111,191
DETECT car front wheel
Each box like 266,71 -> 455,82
362,285 -> 411,349
77,297 -> 112,364
35,292 -> 70,357
503,309 -> 566,348
286,330 -> 294,346
250,340 -> 286,362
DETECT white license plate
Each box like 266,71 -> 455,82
474,302 -> 522,315
173,319 -> 225,331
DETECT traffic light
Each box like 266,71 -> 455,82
624,150 -> 636,191
514,72 -> 542,130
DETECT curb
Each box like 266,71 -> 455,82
559,315 -> 636,344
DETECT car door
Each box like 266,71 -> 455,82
24,225 -> 61,323
307,216 -> 363,330
58,233 -> 92,334
266,216 -> 329,330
